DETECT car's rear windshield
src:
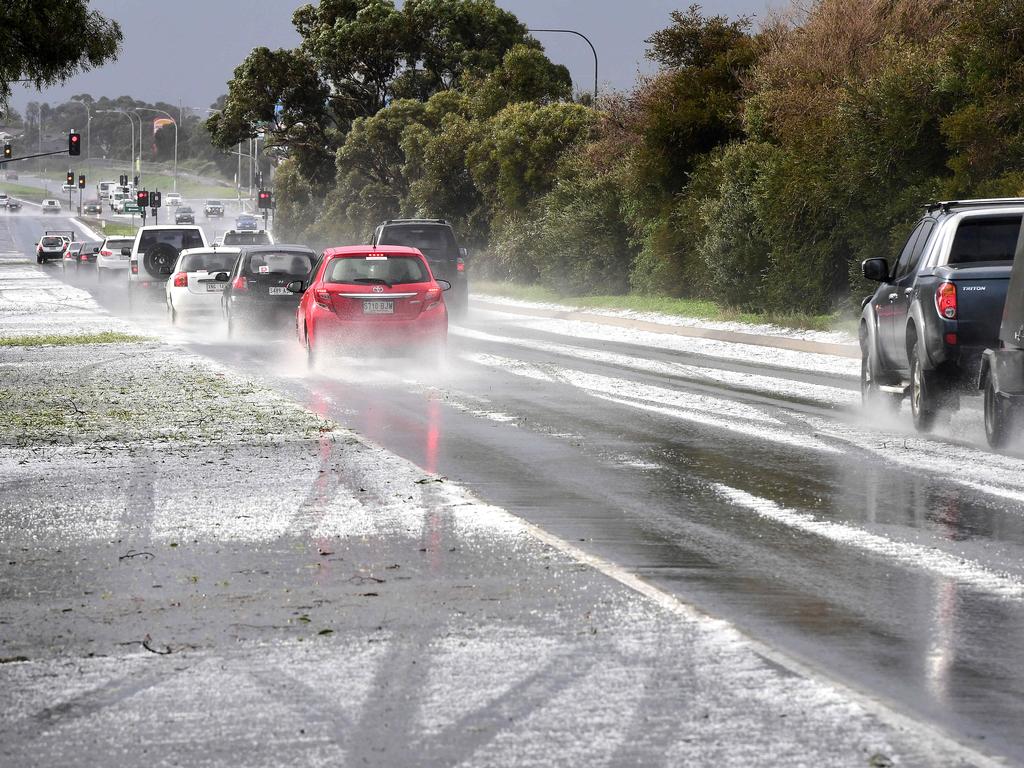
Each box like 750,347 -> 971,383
41,237 -> 63,246
138,229 -> 204,253
223,232 -> 271,245
325,255 -> 429,285
104,238 -> 133,249
378,226 -> 456,259
244,251 -> 313,277
180,251 -> 236,273
207,200 -> 222,206
949,215 -> 1022,264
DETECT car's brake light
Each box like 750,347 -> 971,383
172,272 -> 188,288
79,253 -> 88,261
457,257 -> 465,272
313,289 -> 332,308
100,250 -> 112,257
935,282 -> 957,320
424,287 -> 441,310
130,262 -> 138,275
231,275 -> 247,292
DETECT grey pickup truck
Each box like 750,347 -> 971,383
860,198 -> 1021,431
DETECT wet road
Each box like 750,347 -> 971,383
7,211 -> 1024,763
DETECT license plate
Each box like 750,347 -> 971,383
205,283 -> 226,292
269,286 -> 290,296
363,300 -> 394,314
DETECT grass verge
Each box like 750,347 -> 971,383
80,218 -> 136,237
138,172 -> 237,200
0,182 -> 49,203
473,280 -> 851,333
0,332 -> 148,347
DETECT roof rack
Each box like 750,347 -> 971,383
926,198 -> 1024,213
384,218 -> 448,225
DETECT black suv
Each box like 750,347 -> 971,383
860,199 -> 1020,431
371,219 -> 468,319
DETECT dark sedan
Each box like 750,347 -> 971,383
82,200 -> 102,216
221,245 -> 316,338
175,206 -> 195,225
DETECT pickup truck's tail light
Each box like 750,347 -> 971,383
231,275 -> 247,292
935,282 -> 957,320
456,257 -> 465,273
172,272 -> 188,288
130,262 -> 139,274
313,289 -> 332,308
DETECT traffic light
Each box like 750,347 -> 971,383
3,143 -> 10,160
119,174 -> 127,187
257,190 -> 272,209
136,190 -> 149,208
151,191 -> 161,208
78,175 -> 86,190
66,170 -> 74,186
133,175 -> 139,188
68,132 -> 81,156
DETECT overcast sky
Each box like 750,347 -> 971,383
12,0 -> 780,115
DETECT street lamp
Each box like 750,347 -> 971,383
135,107 -> 178,192
96,109 -> 138,179
528,28 -> 599,101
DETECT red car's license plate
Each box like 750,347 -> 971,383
363,300 -> 394,314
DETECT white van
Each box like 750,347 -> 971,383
97,181 -> 117,200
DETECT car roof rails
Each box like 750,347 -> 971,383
384,218 -> 448,225
926,198 -> 1024,214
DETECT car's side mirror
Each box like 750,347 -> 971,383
436,279 -> 452,291
286,280 -> 305,294
862,258 -> 890,282
214,272 -> 229,282
459,247 -> 468,259
92,246 -> 100,253
121,247 -> 131,256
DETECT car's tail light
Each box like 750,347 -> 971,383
172,272 -> 188,288
935,282 -> 957,320
313,289 -> 332,308
100,250 -> 112,257
130,262 -> 138,274
424,287 -> 441,310
231,275 -> 247,292
79,253 -> 88,262
456,257 -> 465,272
945,333 -> 958,345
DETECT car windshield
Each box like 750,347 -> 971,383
378,225 -> 456,259
207,200 -> 222,206
244,251 -> 313,277
325,255 -> 429,285
178,207 -> 193,213
138,229 -> 204,253
949,215 -> 1022,264
179,251 -> 235,273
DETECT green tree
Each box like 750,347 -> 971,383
0,0 -> 121,115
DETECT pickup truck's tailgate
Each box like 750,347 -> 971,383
949,263 -> 1012,346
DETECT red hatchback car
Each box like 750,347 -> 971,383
290,245 -> 450,365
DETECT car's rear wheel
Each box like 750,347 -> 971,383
909,342 -> 946,433
985,377 -> 1018,449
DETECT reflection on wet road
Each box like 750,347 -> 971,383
43,252 -> 1024,762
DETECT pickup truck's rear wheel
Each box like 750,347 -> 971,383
909,343 -> 945,432
984,377 -> 1018,448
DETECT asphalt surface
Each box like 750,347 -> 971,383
3,209 -> 1024,765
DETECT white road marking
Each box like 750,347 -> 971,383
713,483 -> 1024,599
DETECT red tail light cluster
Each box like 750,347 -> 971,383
231,275 -> 247,292
313,289 -> 332,308
456,257 -> 465,273
935,282 -> 957,320
100,249 -> 112,257
424,287 -> 441,310
79,253 -> 88,261
172,272 -> 188,288
130,262 -> 139,274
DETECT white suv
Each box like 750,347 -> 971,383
95,236 -> 136,284
126,225 -> 208,300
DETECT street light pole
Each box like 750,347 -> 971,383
528,28 -> 599,101
97,109 -> 137,181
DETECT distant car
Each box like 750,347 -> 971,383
82,200 -> 102,216
36,232 -> 73,264
222,229 -> 273,246
41,199 -> 61,214
293,245 -> 450,367
95,236 -> 136,284
165,246 -> 239,325
61,183 -> 75,193
61,241 -> 87,273
5,171 -> 18,181
221,245 -> 316,337
204,200 -> 225,218
7,199 -> 22,212
0,192 -> 8,208
165,192 -> 183,207
175,206 -> 195,225
235,214 -> 259,231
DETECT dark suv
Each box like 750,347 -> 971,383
371,219 -> 468,319
860,199 -> 1020,431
